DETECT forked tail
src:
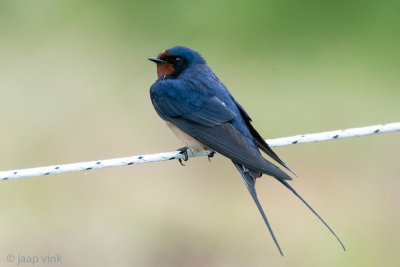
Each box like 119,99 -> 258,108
234,163 -> 284,256
277,179 -> 346,251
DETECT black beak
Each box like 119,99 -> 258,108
148,57 -> 167,63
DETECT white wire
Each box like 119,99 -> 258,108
1,122 -> 399,181
266,122 -> 400,146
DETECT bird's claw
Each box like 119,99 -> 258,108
177,147 -> 189,166
208,151 -> 216,162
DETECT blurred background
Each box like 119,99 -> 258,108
0,0 -> 399,266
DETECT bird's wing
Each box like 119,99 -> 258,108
170,117 -> 292,180
152,95 -> 236,127
233,99 -> 297,176
151,81 -> 237,126
151,80 -> 291,180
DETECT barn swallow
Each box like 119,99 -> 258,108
148,46 -> 345,255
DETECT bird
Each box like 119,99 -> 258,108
148,46 -> 345,255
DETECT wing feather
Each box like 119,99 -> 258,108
170,118 -> 292,181
233,99 -> 297,176
151,82 -> 236,126
151,80 -> 291,180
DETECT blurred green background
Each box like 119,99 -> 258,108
1,0 -> 399,266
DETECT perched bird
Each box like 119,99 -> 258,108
148,46 -> 344,255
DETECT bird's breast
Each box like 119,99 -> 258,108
165,121 -> 209,153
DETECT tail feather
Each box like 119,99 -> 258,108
234,163 -> 284,256
278,179 -> 346,251
234,159 -> 345,253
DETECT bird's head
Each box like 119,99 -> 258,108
149,46 -> 206,77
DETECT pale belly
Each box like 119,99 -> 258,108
165,121 -> 210,153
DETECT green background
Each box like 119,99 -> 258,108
1,1 -> 399,266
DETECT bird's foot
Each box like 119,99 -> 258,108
208,150 -> 216,162
177,147 -> 189,166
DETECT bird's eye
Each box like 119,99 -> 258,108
175,57 -> 181,62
